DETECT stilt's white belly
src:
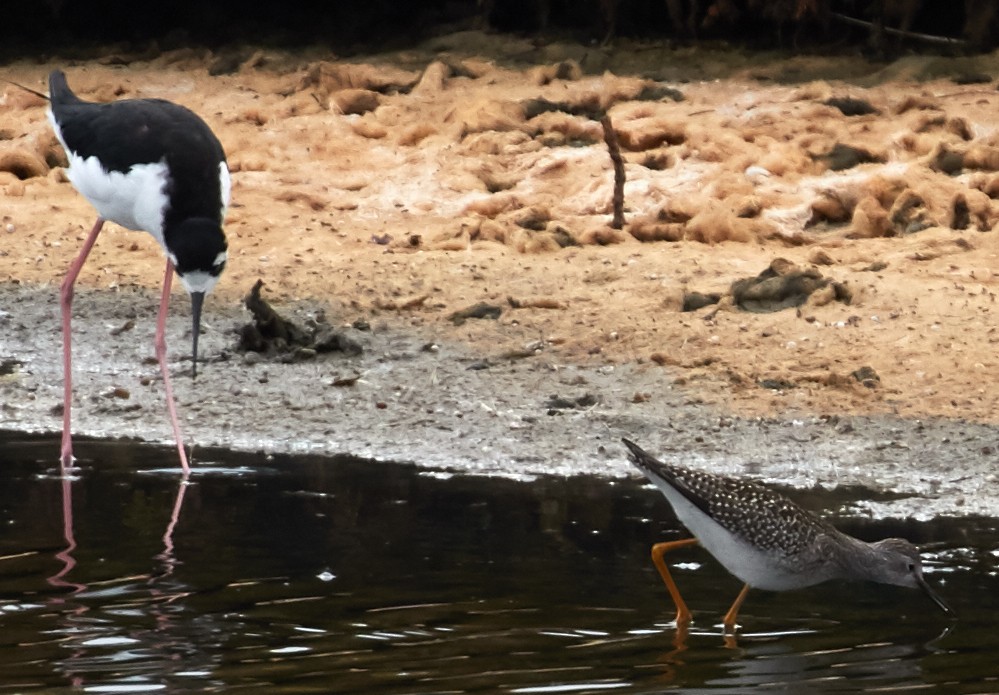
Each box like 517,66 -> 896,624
64,151 -> 170,246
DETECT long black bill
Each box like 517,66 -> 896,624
917,572 -> 955,616
190,291 -> 205,379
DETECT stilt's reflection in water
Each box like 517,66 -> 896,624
47,473 -> 85,596
45,465 -> 213,690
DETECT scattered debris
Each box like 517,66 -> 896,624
109,319 -> 135,336
507,296 -> 565,309
237,280 -> 363,360
682,291 -> 721,312
852,365 -> 881,388
815,143 -> 881,171
635,83 -> 684,102
544,392 -> 598,413
449,302 -> 502,325
513,206 -> 550,231
375,294 -> 429,311
730,259 -> 850,313
522,97 -> 589,120
823,97 -> 880,116
758,378 -> 795,391
809,249 -> 836,265
0,359 -> 23,377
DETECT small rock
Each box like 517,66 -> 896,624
851,365 -> 881,388
295,347 -> 318,360
0,359 -> 22,376
682,291 -> 721,312
635,83 -> 683,102
759,378 -> 795,390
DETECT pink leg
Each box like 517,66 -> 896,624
156,477 -> 189,574
60,218 -> 105,472
156,261 -> 191,476
47,475 -> 86,595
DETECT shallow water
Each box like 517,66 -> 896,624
0,431 -> 996,693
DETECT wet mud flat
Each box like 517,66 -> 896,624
1,281 -> 998,519
2,432 -> 997,693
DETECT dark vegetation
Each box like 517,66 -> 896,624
0,0 -> 996,58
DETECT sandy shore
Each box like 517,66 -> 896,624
3,34 -> 999,517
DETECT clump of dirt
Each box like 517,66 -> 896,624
238,280 -> 363,361
730,258 -> 851,313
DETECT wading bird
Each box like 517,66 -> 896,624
623,438 -> 953,629
48,70 -> 230,474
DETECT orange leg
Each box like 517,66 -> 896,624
650,538 -> 699,625
722,583 -> 751,631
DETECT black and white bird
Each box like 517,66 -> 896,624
47,70 -> 230,475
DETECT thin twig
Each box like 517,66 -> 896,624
829,11 -> 966,46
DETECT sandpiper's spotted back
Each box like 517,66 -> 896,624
682,465 -> 828,554
625,439 -> 834,556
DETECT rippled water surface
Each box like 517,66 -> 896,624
1,431 -> 997,693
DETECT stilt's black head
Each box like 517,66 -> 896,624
166,218 -> 227,378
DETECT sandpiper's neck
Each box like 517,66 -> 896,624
832,533 -> 892,582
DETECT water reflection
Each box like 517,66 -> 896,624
0,431 -> 996,693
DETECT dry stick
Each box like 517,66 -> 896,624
829,12 -> 966,46
601,115 -> 626,230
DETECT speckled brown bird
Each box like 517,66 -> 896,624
623,438 -> 953,629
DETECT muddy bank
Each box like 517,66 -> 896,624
0,283 -> 996,519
